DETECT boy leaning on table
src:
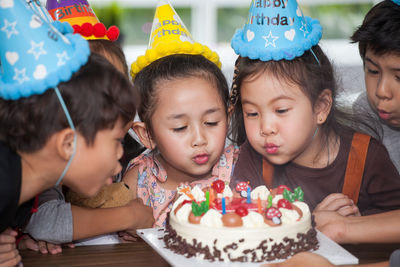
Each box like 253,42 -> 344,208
0,1 -> 151,266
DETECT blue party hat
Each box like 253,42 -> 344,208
26,0 -> 73,34
26,0 -> 54,23
231,0 -> 322,61
0,0 -> 90,100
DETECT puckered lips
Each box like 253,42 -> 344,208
264,143 -> 279,154
193,153 -> 210,165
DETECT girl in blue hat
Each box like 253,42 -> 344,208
229,0 -> 400,223
229,45 -> 400,216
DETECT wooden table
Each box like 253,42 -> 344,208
20,240 -> 170,267
20,239 -> 400,267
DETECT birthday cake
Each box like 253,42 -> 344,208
163,180 -> 318,262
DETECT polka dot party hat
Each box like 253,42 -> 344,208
46,0 -> 120,41
231,0 -> 322,61
130,0 -> 221,79
0,0 -> 90,100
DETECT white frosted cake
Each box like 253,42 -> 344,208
163,181 -> 318,262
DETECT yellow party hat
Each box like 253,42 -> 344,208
130,0 -> 221,79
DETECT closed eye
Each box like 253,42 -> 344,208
245,112 -> 258,118
366,68 -> 379,75
173,126 -> 187,132
205,121 -> 218,126
276,108 -> 289,114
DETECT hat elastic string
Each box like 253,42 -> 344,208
54,86 -> 77,186
27,0 -> 54,23
310,47 -> 320,66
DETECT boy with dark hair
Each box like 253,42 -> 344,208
351,0 -> 400,172
0,3 -> 152,266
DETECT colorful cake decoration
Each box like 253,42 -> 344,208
46,0 -> 120,41
130,0 -> 221,79
0,0 -> 90,100
231,0 -> 322,61
165,182 -> 318,262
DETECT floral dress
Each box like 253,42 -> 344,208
125,144 -> 239,227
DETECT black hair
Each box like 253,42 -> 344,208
133,54 -> 229,138
351,0 -> 400,59
229,45 -> 357,148
0,54 -> 137,153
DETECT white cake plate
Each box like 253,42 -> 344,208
136,228 -> 358,266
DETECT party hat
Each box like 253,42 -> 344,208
130,0 -> 221,79
26,0 -> 73,34
46,0 -> 119,41
231,0 -> 322,61
0,0 -> 90,100
27,0 -> 54,23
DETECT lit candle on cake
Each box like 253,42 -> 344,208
257,197 -> 262,213
209,189 -> 214,207
222,197 -> 226,214
205,191 -> 210,207
247,186 -> 251,203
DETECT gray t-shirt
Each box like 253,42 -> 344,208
390,249 -> 400,267
24,186 -> 73,244
353,92 -> 400,173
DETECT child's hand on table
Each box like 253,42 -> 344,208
18,234 -> 75,255
118,231 -> 139,242
0,228 -> 20,267
312,210 -> 348,243
123,198 -> 154,238
314,193 -> 360,217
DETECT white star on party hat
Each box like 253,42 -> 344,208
25,0 -> 74,34
0,0 -> 90,100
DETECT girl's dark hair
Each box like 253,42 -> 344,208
0,54 -> 137,153
230,45 -> 356,147
89,39 -> 129,77
133,54 -> 229,137
351,0 -> 400,59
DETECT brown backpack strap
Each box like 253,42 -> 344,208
342,132 -> 371,205
262,159 -> 274,189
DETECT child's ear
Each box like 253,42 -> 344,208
315,89 -> 333,125
56,128 -> 76,161
132,122 -> 156,150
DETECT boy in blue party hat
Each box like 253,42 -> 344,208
351,0 -> 400,173
229,0 -> 400,241
0,0 -> 152,264
26,0 -> 74,34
